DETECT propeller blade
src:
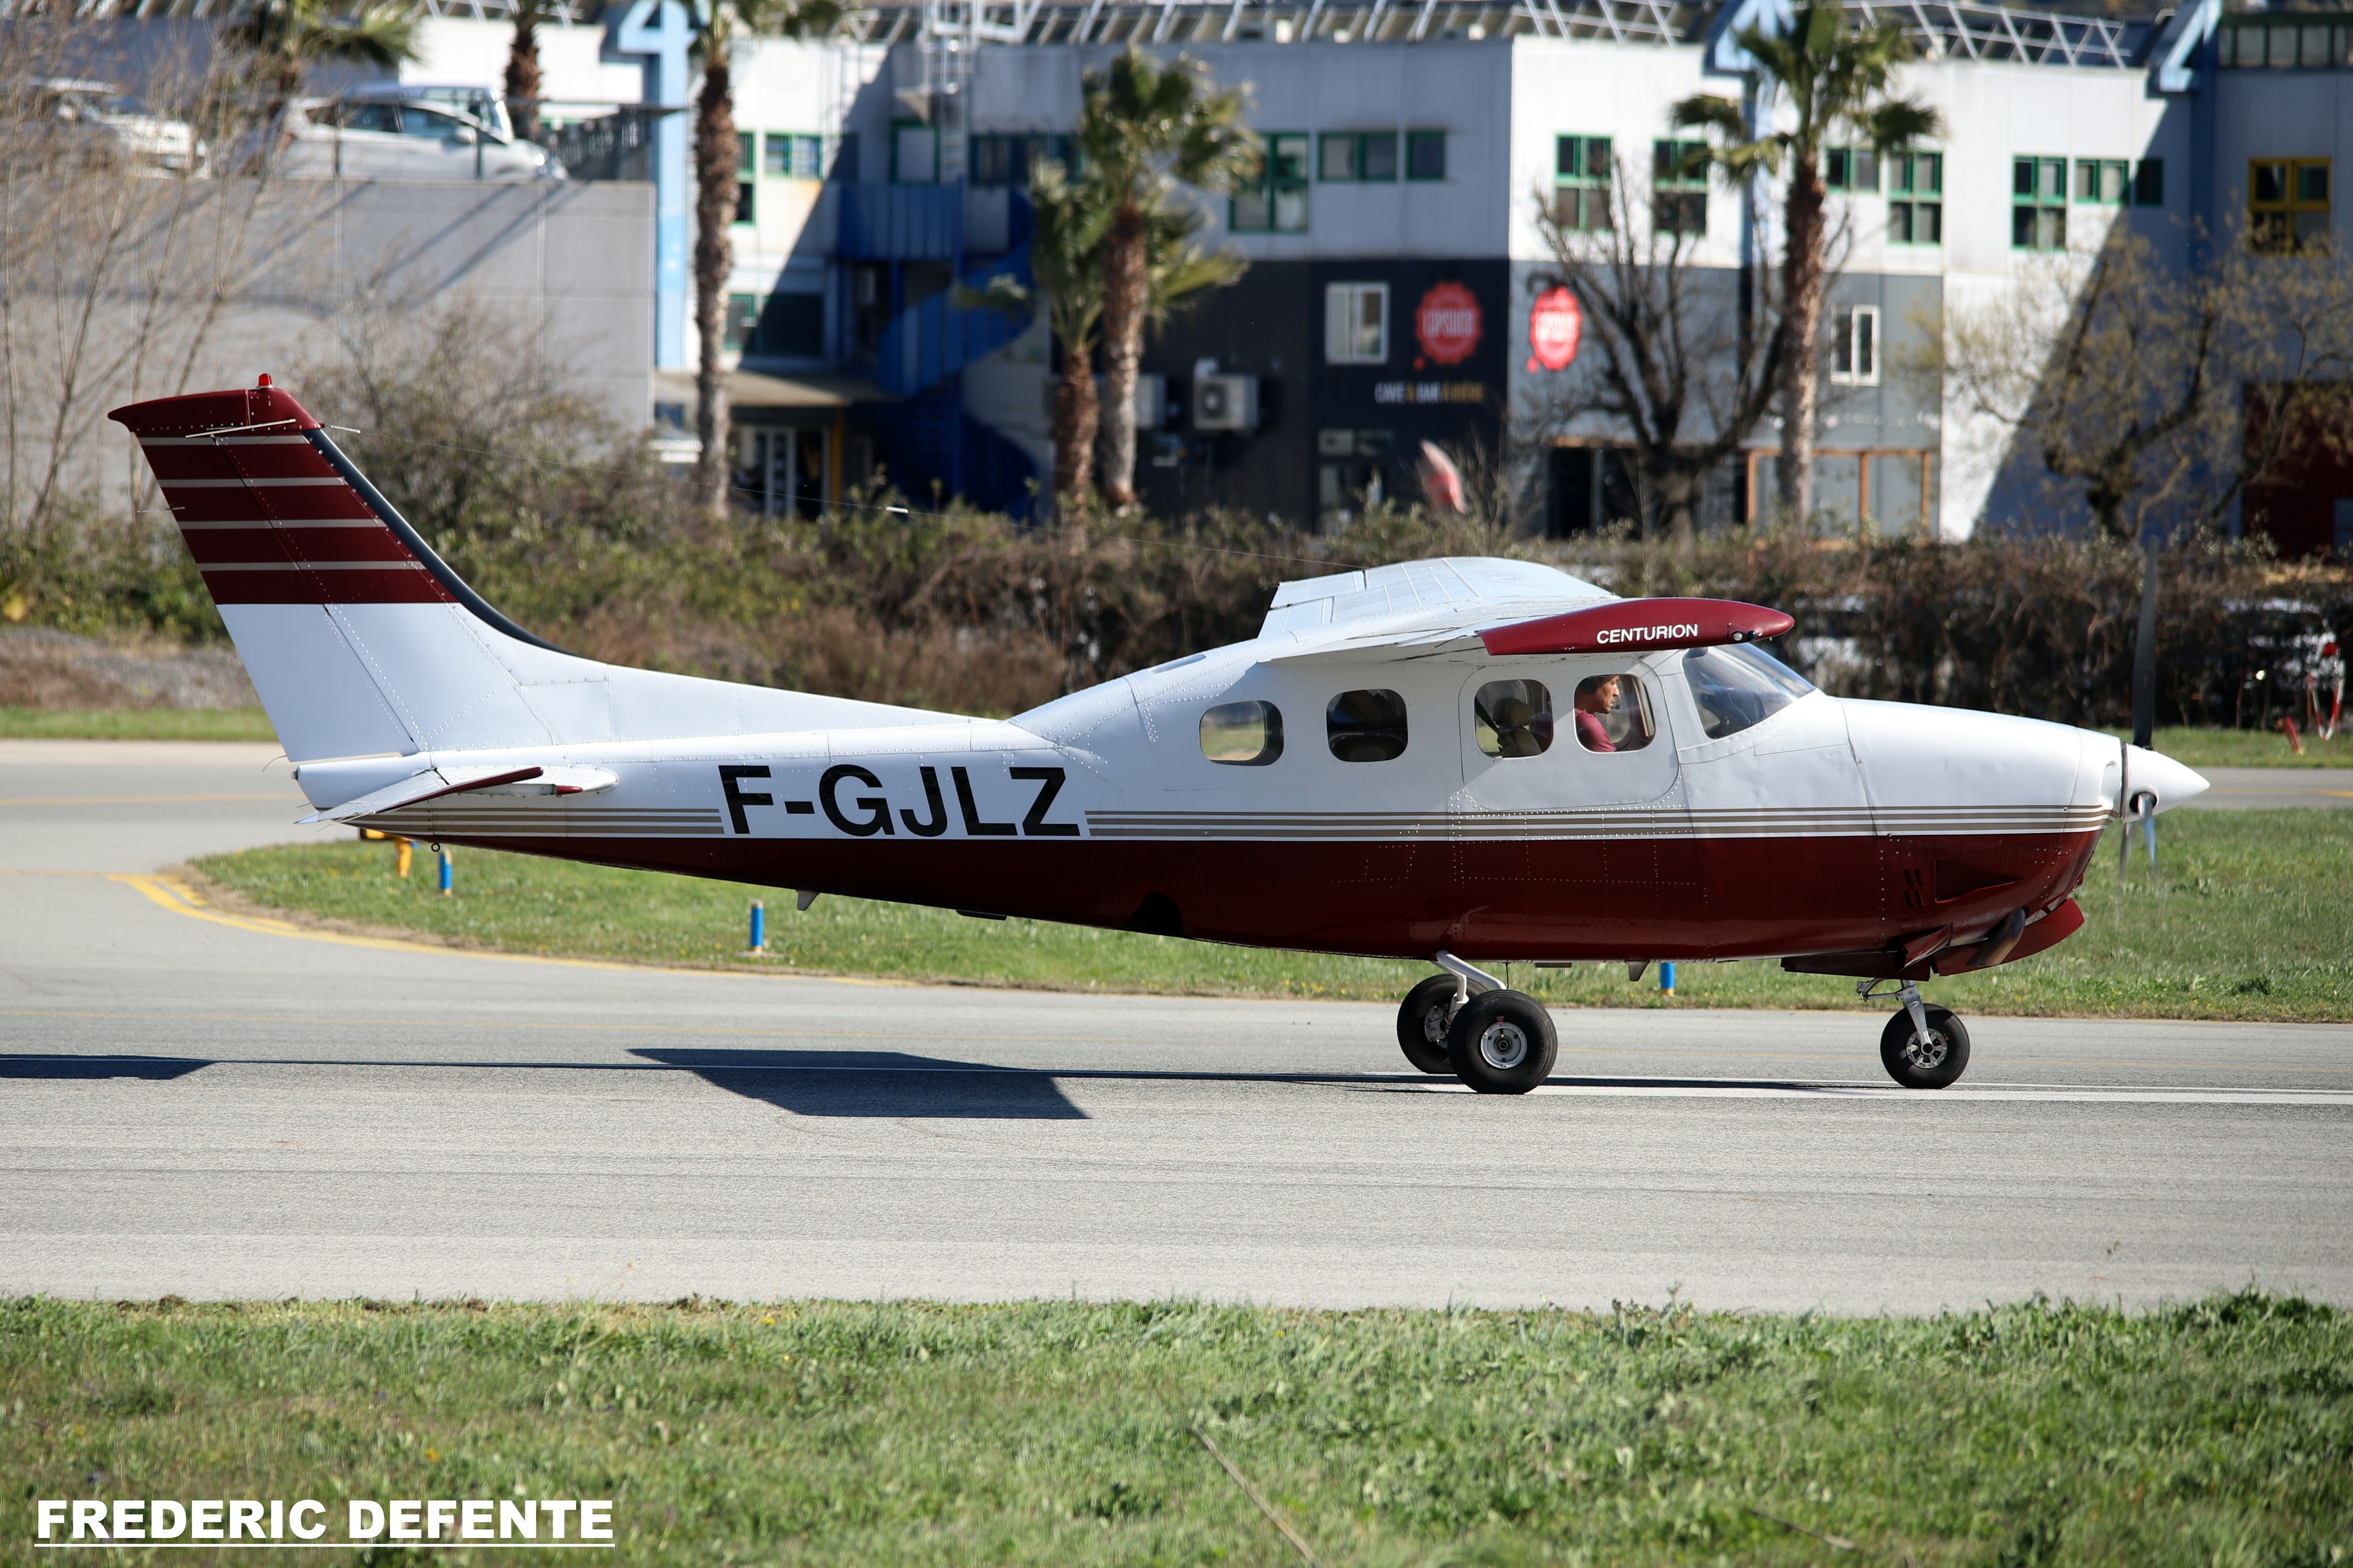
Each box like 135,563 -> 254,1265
2117,739 -> 2131,891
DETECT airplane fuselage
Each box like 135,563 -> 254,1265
325,642 -> 2121,967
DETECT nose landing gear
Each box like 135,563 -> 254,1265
1870,978 -> 1972,1089
1398,954 -> 1560,1094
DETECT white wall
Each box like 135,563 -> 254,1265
404,18 -> 645,105
2213,66 -> 2353,252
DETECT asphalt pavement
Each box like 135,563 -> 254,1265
3,739 -> 2348,1312
2194,767 -> 2353,809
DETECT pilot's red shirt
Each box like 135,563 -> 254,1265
1575,710 -> 1615,753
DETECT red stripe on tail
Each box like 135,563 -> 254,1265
109,382 -> 452,607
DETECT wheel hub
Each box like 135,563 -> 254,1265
1903,1030 -> 1948,1070
1477,1021 -> 1529,1070
1421,1004 -> 1449,1046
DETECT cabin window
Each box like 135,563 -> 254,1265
1201,700 -> 1284,765
1569,673 -> 1656,753
1474,680 -> 1553,757
1327,689 -> 1408,762
1681,644 -> 1814,740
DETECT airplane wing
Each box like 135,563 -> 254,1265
1255,558 -> 1618,665
1254,561 -> 1792,668
1257,558 -> 1614,637
297,764 -> 618,824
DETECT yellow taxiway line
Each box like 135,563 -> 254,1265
103,872 -> 720,977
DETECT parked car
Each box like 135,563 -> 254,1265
274,92 -> 563,181
27,77 -> 205,174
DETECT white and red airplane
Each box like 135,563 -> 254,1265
114,380 -> 2209,1094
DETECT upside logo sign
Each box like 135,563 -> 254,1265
1414,282 -> 1483,366
1527,286 -> 1582,372
1596,624 -> 1702,645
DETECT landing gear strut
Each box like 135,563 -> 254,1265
1397,953 -> 1558,1094
1868,978 -> 1972,1089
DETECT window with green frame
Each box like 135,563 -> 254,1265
1554,135 -> 1612,231
2012,156 -> 2067,250
2251,158 -> 2331,254
2133,159 -> 2164,206
723,292 -> 826,357
1233,133 -> 1309,231
2074,158 -> 2130,204
1824,146 -> 1879,192
1653,139 -> 1708,234
737,132 -> 754,177
1888,150 -> 1941,244
763,133 -> 824,179
969,133 -> 1077,187
1406,130 -> 1446,181
724,293 -> 759,351
1320,132 -> 1398,181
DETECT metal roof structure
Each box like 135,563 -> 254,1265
831,0 -> 2140,63
11,0 -> 2144,69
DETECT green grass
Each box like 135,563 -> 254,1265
193,807 -> 2353,1021
2117,725 -> 2353,768
0,706 -> 276,742
3,1294 -> 2345,1565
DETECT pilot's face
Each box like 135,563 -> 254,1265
1583,678 -> 1620,714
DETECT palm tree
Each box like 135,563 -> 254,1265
686,0 -> 840,516
222,0 -> 419,116
962,165 -> 1245,507
503,0 -> 544,142
1673,3 -> 1937,525
1076,46 -> 1255,510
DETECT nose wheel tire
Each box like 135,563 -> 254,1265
1446,990 -> 1558,1094
1396,975 -> 1461,1075
1880,1004 -> 1971,1089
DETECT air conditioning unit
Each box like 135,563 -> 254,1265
1193,374 -> 1259,432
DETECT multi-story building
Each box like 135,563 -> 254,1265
392,0 -> 2348,549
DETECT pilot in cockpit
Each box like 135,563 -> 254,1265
1573,674 -> 1622,753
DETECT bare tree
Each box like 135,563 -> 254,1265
1937,228 -> 2353,545
0,21 -> 283,540
1525,157 -> 1783,540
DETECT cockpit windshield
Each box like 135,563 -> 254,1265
1681,644 -> 1816,740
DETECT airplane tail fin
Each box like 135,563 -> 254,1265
108,377 -> 596,763
111,378 -> 964,768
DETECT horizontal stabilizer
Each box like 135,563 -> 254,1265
300,765 -> 617,824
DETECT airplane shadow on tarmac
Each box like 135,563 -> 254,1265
0,1055 -> 210,1080
631,1049 -> 1089,1120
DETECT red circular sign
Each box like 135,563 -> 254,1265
1527,286 -> 1582,372
1414,282 -> 1483,366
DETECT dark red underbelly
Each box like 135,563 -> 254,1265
432,830 -> 2103,963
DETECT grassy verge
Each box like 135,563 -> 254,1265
3,1294 -> 2344,1566
0,706 -> 276,742
192,807 -> 2353,1020
2113,725 -> 2353,769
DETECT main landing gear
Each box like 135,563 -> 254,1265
1396,955 -> 1558,1094
1866,978 -> 1972,1089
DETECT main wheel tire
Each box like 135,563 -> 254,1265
1880,1004 -> 1971,1089
1396,975 -> 1460,1074
1446,989 -> 1558,1094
